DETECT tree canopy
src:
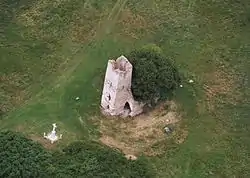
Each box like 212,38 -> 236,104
0,131 -> 51,178
128,44 -> 180,105
0,131 -> 153,178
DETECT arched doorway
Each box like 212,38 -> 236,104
124,102 -> 131,113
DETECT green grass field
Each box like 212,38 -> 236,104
1,0 -> 250,177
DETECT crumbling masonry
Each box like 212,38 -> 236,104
101,56 -> 143,117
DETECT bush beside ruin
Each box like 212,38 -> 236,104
128,44 -> 180,106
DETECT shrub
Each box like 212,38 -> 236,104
0,132 -> 153,178
52,141 -> 153,178
128,44 -> 180,105
0,131 -> 51,178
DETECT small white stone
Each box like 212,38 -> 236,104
75,97 -> 80,100
188,79 -> 194,83
125,154 -> 137,160
180,84 -> 183,88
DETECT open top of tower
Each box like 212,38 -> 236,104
110,55 -> 132,72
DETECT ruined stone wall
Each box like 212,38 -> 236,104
101,56 -> 143,117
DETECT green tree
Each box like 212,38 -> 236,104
128,44 -> 180,105
0,131 -> 52,178
0,131 -> 153,178
51,141 -> 153,178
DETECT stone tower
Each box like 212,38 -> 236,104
101,55 -> 143,117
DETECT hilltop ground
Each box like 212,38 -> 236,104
1,0 -> 250,177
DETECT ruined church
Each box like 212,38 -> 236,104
101,56 -> 143,117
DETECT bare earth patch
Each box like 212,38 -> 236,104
15,125 -> 57,149
29,134 -> 58,150
98,101 -> 185,156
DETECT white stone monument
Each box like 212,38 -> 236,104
43,123 -> 62,144
101,55 -> 144,117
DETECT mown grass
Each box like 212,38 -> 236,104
1,0 -> 250,177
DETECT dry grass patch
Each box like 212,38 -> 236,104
29,134 -> 58,150
16,0 -> 53,39
0,73 -> 29,113
117,8 -> 148,39
70,22 -> 97,43
203,69 -> 242,111
17,0 -> 103,43
99,101 -> 185,156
